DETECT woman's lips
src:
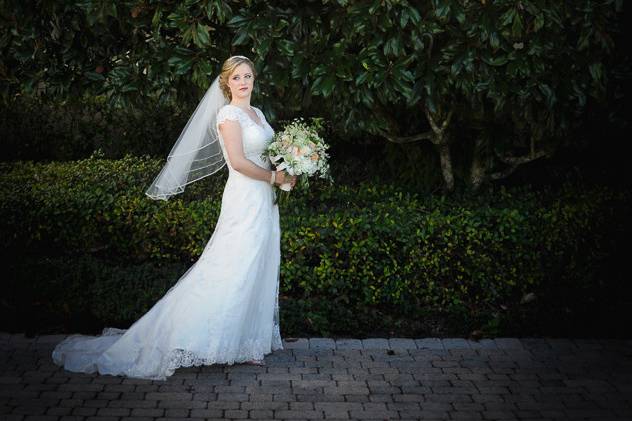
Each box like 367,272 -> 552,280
240,87 -> 248,91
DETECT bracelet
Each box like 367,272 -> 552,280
269,170 -> 276,185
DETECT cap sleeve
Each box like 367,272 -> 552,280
217,105 -> 241,125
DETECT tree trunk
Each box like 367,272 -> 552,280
469,136 -> 488,192
436,139 -> 454,192
380,107 -> 455,192
425,108 -> 455,192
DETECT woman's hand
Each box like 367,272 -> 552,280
275,170 -> 297,188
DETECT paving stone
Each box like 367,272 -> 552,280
120,418 -> 153,421
468,339 -> 498,349
156,400 -> 207,409
494,338 -> 525,349
206,400 -> 239,409
415,338 -> 445,350
68,407 -> 95,417
184,408 -> 220,417
275,409 -> 325,419
45,407 -> 73,416
388,338 -> 417,350
361,339 -> 389,349
166,409 -> 192,418
130,408 -> 165,417
349,409 -> 399,418
335,339 -> 363,350
145,392 -> 192,401
296,394 -> 345,402
282,338 -> 309,349
247,408 -> 274,418
96,407 -> 131,416
441,338 -> 472,349
309,338 -> 336,350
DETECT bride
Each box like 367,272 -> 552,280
51,55 -> 297,381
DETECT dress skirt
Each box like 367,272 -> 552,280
52,165 -> 283,381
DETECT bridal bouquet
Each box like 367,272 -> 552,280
262,117 -> 333,205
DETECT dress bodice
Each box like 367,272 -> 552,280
216,104 -> 275,170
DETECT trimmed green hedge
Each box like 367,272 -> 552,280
2,153 -> 630,337
0,96 -> 191,162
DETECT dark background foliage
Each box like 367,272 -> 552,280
0,0 -> 630,338
1,0 -> 629,191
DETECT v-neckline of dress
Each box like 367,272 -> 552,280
231,105 -> 265,130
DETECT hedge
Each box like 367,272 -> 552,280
1,152 -> 629,337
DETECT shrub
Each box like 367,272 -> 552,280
2,154 -> 629,336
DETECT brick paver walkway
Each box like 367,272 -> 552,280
1,333 -> 631,420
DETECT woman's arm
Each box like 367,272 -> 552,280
219,119 -> 295,186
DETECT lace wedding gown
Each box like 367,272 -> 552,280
52,104 -> 283,381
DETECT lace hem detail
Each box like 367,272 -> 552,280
164,337 -> 283,376
102,327 -> 127,336
163,266 -> 284,377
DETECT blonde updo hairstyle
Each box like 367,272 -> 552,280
218,55 -> 257,100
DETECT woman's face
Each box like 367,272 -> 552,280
227,63 -> 254,100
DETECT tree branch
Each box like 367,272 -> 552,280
489,149 -> 550,180
423,107 -> 453,134
376,106 -> 454,145
377,128 -> 434,144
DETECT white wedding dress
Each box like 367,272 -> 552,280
52,104 -> 283,381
